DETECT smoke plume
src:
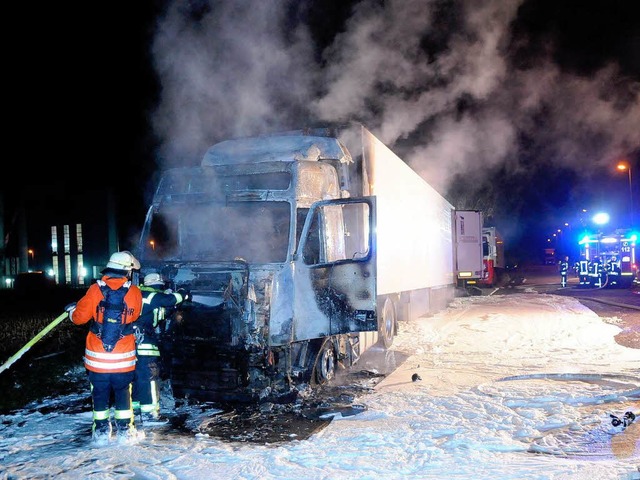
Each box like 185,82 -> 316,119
150,0 -> 640,251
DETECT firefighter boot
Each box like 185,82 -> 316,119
92,420 -> 112,445
115,418 -> 143,445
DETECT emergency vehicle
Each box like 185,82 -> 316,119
577,229 -> 638,288
478,226 -> 505,287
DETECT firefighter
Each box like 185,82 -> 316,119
606,256 -> 621,286
132,273 -> 189,423
559,256 -> 569,287
577,256 -> 589,287
588,256 -> 608,287
65,251 -> 143,444
587,257 -> 600,287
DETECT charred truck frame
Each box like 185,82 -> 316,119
136,124 -> 455,404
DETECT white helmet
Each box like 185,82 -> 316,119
143,272 -> 164,286
105,251 -> 141,271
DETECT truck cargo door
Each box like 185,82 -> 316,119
292,197 -> 377,341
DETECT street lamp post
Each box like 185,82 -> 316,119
616,162 -> 633,227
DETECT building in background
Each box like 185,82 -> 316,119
1,187 -> 120,289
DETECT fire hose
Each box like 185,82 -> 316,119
0,312 -> 69,374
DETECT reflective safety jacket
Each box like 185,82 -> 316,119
71,275 -> 143,373
135,286 -> 185,356
559,260 -> 569,275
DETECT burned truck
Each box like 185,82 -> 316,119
136,124 -> 455,403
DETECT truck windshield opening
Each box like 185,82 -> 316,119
144,201 -> 290,263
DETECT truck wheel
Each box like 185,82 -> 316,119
312,339 -> 336,385
378,297 -> 396,349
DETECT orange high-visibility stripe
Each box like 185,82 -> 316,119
84,347 -> 136,373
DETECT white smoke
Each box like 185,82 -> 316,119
151,0 -> 318,165
150,0 -> 639,206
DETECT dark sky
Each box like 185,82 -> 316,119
5,0 -> 640,261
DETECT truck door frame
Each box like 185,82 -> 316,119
293,196 -> 378,339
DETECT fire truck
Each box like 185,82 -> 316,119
478,226 -> 505,287
577,229 -> 638,288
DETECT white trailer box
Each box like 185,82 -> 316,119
343,126 -> 455,321
452,210 -> 484,287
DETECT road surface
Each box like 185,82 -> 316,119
492,264 -> 640,350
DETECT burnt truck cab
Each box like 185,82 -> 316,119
137,131 -> 378,403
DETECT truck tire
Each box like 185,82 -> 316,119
312,339 -> 336,385
378,297 -> 396,349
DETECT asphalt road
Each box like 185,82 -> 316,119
511,264 -> 640,310
494,264 -> 640,350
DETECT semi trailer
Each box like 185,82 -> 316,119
452,210 -> 484,289
136,123 -> 456,403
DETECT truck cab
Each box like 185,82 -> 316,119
137,132 -> 378,403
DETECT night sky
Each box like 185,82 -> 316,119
4,0 -> 639,262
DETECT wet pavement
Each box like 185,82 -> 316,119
491,264 -> 640,350
493,264 -> 640,310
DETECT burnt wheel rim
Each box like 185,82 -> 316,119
317,344 -> 335,383
380,298 -> 395,347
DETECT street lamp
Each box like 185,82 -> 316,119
616,161 -> 633,226
27,248 -> 34,272
149,240 -> 155,251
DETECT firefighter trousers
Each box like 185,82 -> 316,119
560,273 -> 567,287
88,370 -> 135,432
132,352 -> 161,416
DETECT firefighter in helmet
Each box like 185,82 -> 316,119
132,272 -> 189,423
66,251 -> 143,444
606,256 -> 621,286
577,255 -> 589,287
559,256 -> 570,287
